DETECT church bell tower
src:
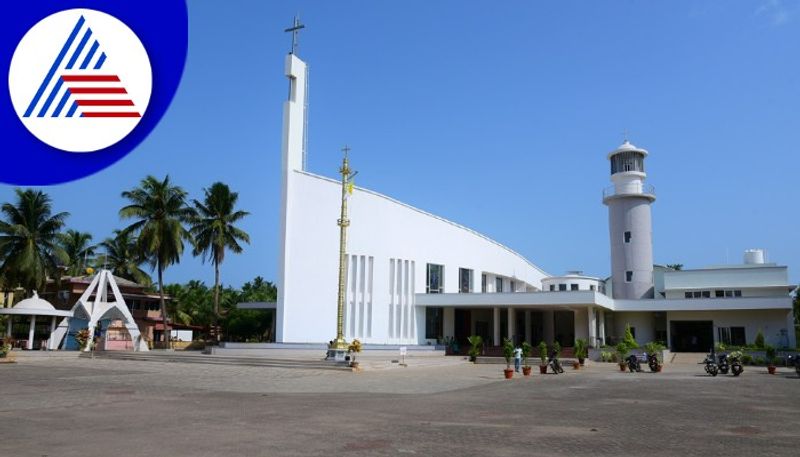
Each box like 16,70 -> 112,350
603,141 -> 656,299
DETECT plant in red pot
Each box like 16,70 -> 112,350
521,341 -> 533,376
765,345 -> 777,375
538,341 -> 548,374
502,338 -> 514,379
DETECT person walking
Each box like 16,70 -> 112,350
513,344 -> 523,372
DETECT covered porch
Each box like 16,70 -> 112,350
417,290 -> 614,352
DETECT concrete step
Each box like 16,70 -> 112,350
83,351 -> 352,371
475,356 -> 579,365
669,352 -> 707,365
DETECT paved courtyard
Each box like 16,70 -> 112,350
1,357 -> 799,456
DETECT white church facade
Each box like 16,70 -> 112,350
275,51 -> 796,352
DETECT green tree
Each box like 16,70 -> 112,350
164,280 -> 215,329
190,182 -> 250,334
623,323 -> 639,349
98,230 -> 152,286
120,176 -> 194,347
666,264 -> 683,271
58,229 -> 96,276
0,189 -> 69,295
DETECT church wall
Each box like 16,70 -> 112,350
278,170 -> 548,344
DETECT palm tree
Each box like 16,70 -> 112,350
99,229 -> 151,286
58,229 -> 96,276
0,189 -> 69,295
119,176 -> 194,347
190,182 -> 250,334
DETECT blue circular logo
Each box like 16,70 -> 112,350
1,0 -> 188,185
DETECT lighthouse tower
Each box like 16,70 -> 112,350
603,141 -> 656,299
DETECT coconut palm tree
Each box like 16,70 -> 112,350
190,182 -> 250,333
98,229 -> 151,286
58,229 -> 97,276
119,176 -> 194,347
0,189 -> 69,295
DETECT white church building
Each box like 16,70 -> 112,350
275,49 -> 796,352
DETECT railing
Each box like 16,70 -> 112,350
602,184 -> 656,199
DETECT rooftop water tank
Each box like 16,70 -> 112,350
743,249 -> 765,265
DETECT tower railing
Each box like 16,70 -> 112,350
602,184 -> 656,199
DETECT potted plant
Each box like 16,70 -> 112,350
467,335 -> 483,362
765,344 -> 776,374
348,339 -> 362,369
574,339 -> 588,366
75,328 -> 92,351
0,341 -> 13,363
616,342 -> 629,372
521,341 -> 533,376
538,340 -> 548,374
644,341 -> 664,372
502,338 -> 514,379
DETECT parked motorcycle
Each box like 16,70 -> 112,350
717,353 -> 730,375
728,352 -> 744,376
549,350 -> 564,374
787,354 -> 800,376
701,351 -> 719,376
647,352 -> 661,372
627,354 -> 643,372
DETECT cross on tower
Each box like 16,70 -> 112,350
341,145 -> 351,159
284,16 -> 305,55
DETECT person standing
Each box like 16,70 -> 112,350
513,345 -> 523,372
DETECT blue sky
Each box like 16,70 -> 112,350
3,0 -> 799,288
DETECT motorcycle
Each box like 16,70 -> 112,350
787,354 -> 800,376
728,352 -> 744,376
627,354 -> 643,372
701,351 -> 719,376
717,353 -> 730,375
549,351 -> 564,374
647,352 -> 661,372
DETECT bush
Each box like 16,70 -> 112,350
765,344 -> 776,365
615,342 -> 629,361
754,330 -> 765,349
467,335 -> 483,360
521,341 -> 533,368
623,324 -> 639,349
644,341 -> 665,363
600,351 -> 613,362
754,356 -> 766,366
574,339 -> 588,360
538,341 -> 548,365
552,341 -> 562,358
502,338 -> 514,368
741,353 -> 753,365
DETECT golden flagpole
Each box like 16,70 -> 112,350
331,145 -> 354,351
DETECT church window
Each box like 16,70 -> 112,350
426,264 -> 444,294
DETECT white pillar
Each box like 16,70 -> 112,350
443,307 -> 455,339
524,311 -> 532,343
587,306 -> 597,347
5,315 -> 11,338
48,317 -> 57,350
544,310 -> 554,344
507,307 -> 515,343
598,309 -> 606,346
492,307 -> 500,346
27,315 -> 36,350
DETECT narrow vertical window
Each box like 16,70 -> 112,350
624,231 -> 631,243
625,271 -> 633,282
495,277 -> 503,293
426,263 -> 444,294
481,274 -> 487,293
